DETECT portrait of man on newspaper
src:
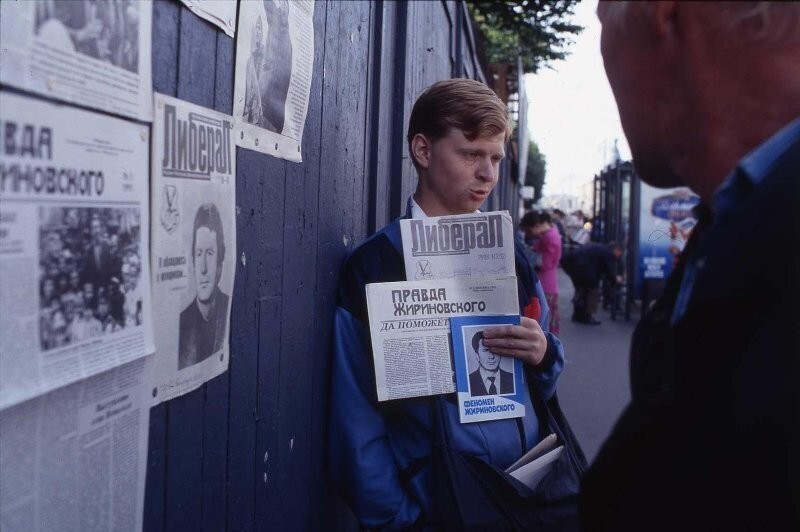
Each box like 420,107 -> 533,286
468,329 -> 515,397
178,202 -> 229,370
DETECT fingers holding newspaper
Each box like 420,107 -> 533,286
480,317 -> 547,367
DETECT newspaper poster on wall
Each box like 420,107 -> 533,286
149,93 -> 236,404
0,91 -> 154,411
0,357 -> 152,532
0,0 -> 154,122
450,315 -> 525,423
636,185 -> 700,296
180,0 -> 238,37
232,0 -> 314,162
365,276 -> 519,401
400,211 -> 515,281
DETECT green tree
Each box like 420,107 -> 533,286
525,141 -> 546,203
468,0 -> 583,74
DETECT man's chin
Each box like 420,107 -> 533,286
632,157 -> 685,189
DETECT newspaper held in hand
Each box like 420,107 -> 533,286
365,277 -> 519,401
505,433 -> 564,490
400,211 -> 515,281
450,315 -> 525,423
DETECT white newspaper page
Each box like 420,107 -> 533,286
150,92 -> 236,404
180,0 -> 238,37
0,0 -> 154,121
0,357 -> 152,532
232,0 -> 314,162
400,211 -> 515,281
0,91 -> 154,411
366,277 -> 520,401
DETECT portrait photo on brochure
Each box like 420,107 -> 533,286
450,315 -> 526,423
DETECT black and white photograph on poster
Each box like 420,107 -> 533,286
177,202 -> 230,370
180,0 -> 238,38
233,0 -> 314,162
0,91 -> 153,412
150,92 -> 236,405
38,206 -> 144,351
450,315 -> 526,424
34,0 -> 141,73
0,1 -> 153,120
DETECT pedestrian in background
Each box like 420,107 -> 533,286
521,210 -> 562,333
560,242 -> 622,325
581,2 -> 800,531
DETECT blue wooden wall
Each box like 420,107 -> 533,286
143,1 -> 521,530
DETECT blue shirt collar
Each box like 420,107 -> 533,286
714,117 -> 800,216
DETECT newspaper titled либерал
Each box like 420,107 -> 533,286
0,356 -> 152,532
366,277 -> 519,401
149,92 -> 236,405
0,91 -> 154,411
400,211 -> 515,281
0,0 -> 153,121
232,0 -> 314,162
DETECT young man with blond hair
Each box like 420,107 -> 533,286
328,79 -> 571,529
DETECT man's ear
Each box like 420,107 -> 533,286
410,133 -> 432,169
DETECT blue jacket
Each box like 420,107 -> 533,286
329,212 -> 565,529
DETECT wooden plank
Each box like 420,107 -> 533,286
387,0 -> 410,220
143,2 -> 180,530
225,147 -> 264,532
315,3 -> 376,529
199,29 -> 236,532
253,154 -> 288,530
254,294 -> 282,530
365,0 -> 403,231
271,1 -> 327,528
151,0 -> 180,97
163,7 -> 217,532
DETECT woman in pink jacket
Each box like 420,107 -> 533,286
521,210 -> 562,333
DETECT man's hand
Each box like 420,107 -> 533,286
480,317 -> 547,367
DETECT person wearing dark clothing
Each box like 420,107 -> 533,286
178,203 -> 230,369
178,287 -> 229,369
81,216 -> 120,289
468,331 -> 515,396
581,3 -> 800,531
560,242 -> 622,324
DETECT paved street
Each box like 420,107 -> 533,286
551,268 -> 637,464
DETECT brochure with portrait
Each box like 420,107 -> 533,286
450,315 -> 525,423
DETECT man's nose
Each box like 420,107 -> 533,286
199,253 -> 208,274
475,156 -> 495,182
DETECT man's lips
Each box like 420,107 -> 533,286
470,190 -> 490,200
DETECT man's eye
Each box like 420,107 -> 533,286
462,152 -> 479,164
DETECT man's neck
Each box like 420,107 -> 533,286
479,366 -> 499,381
196,291 -> 216,321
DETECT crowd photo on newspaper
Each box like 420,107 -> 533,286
38,206 -> 144,350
